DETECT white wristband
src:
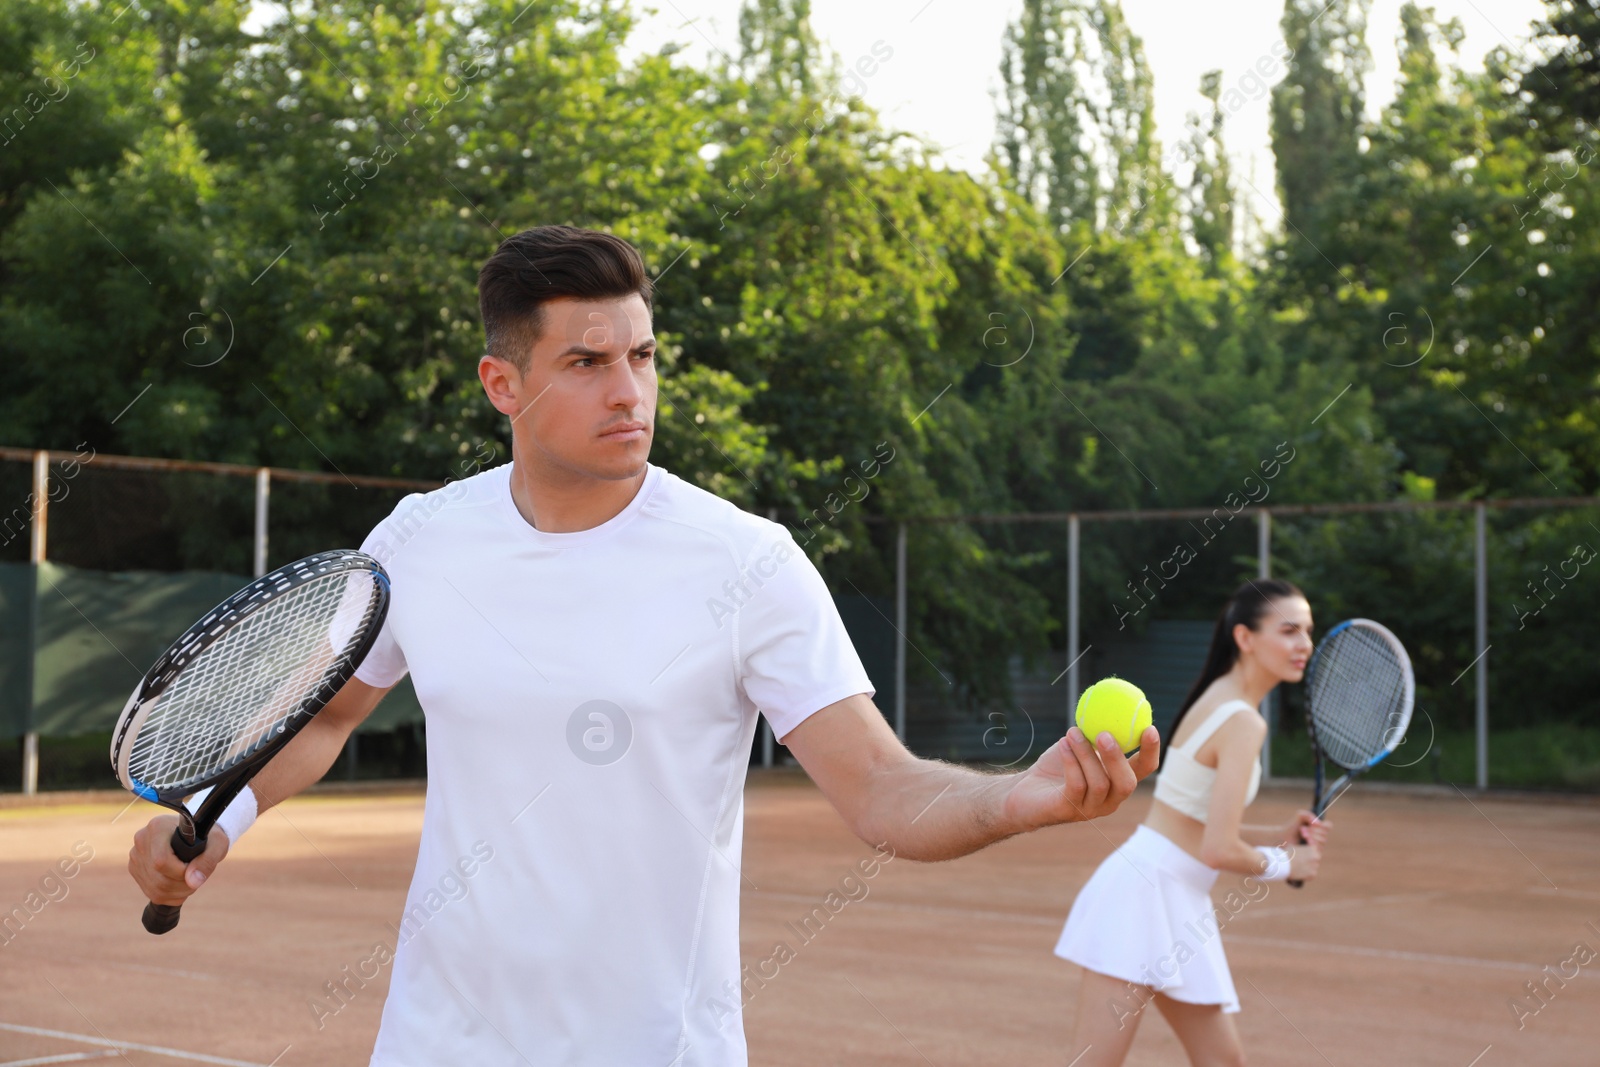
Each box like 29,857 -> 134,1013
1254,845 -> 1292,882
186,785 -> 259,848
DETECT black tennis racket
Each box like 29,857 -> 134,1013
111,549 -> 389,933
1288,617 -> 1414,888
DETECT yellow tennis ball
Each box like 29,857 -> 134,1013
1075,677 -> 1153,755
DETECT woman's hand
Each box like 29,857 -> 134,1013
1284,810 -> 1329,850
1288,839 -> 1322,882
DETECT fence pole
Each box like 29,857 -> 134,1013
1475,503 -> 1488,790
894,522 -> 907,744
1257,509 -> 1273,779
1067,514 -> 1080,720
253,467 -> 271,578
22,451 -> 48,795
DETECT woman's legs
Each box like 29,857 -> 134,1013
1152,993 -> 1247,1067
1070,969 -> 1156,1067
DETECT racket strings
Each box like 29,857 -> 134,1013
125,572 -> 379,792
1307,625 -> 1410,769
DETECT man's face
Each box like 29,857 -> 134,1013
483,294 -> 657,482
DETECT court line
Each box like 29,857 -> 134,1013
40,979 -> 135,1067
0,1024 -> 274,1067
43,956 -> 221,983
0,1053 -> 120,1066
1529,886 -> 1600,901
1226,935 -> 1545,974
743,891 -> 1550,973
1234,889 -> 1448,920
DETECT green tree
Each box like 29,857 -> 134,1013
995,0 -> 1166,235
1271,0 -> 1372,257
1182,70 -> 1234,268
996,0 -> 1102,232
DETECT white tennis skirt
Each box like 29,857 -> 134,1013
1054,825 -> 1240,1013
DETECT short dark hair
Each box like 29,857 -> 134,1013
476,225 -> 654,371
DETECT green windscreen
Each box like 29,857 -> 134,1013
0,560 -> 424,741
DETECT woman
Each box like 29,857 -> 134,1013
1055,579 -> 1331,1066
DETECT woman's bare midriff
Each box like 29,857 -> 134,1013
1148,699 -> 1235,862
1144,796 -> 1208,861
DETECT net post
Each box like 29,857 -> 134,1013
253,467 -> 270,578
1474,502 -> 1488,790
894,522 -> 907,744
1257,509 -> 1273,780
22,450 -> 47,795
1067,514 -> 1080,718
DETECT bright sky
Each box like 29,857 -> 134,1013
626,0 -> 1553,229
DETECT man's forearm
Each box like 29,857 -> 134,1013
239,678 -> 389,813
849,756 -> 1022,862
245,714 -> 356,812
784,694 -> 1154,863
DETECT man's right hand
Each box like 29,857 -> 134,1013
129,814 -> 230,906
125,678 -> 391,910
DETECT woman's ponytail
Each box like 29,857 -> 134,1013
1162,578 -> 1303,765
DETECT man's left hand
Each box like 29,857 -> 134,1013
1001,726 -> 1161,831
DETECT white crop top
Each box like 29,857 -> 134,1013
1151,699 -> 1262,824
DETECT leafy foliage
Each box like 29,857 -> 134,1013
0,0 -> 1594,728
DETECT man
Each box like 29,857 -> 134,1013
129,224 -> 1161,1065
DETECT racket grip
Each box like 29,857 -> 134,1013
141,826 -> 210,935
142,902 -> 183,934
1287,827 -> 1308,889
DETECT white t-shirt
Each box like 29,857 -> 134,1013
355,461 -> 873,1066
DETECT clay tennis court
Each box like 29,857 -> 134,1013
2,773 -> 1595,1066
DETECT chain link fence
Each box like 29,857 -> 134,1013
5,445 -> 1597,793
0,447 -> 436,792
801,498 -> 1600,792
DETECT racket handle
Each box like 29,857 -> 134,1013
141,826 -> 210,935
1287,827 -> 1308,889
142,902 -> 183,934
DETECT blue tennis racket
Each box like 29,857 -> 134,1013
1288,618 -> 1414,888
